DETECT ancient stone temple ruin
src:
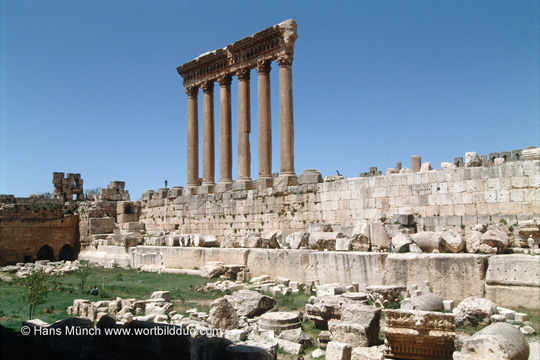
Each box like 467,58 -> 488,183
177,19 -> 298,192
53,172 -> 83,201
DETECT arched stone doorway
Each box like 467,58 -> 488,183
59,245 -> 76,261
37,245 -> 54,261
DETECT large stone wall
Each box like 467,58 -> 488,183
0,202 -> 79,265
139,160 -> 540,238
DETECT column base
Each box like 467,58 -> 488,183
215,183 -> 233,193
233,180 -> 254,191
198,184 -> 215,195
184,187 -> 198,196
275,174 -> 298,187
255,178 -> 273,189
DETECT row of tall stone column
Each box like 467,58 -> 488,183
185,54 -> 296,192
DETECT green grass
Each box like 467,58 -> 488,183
0,267 -> 221,332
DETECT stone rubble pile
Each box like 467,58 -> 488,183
0,260 -> 80,277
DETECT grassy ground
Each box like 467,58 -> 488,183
0,267 -> 220,332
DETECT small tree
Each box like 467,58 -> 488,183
84,187 -> 101,195
75,260 -> 93,293
23,269 -> 49,320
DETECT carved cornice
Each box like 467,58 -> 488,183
256,59 -> 272,74
177,19 -> 297,87
217,74 -> 232,87
185,85 -> 199,98
201,80 -> 214,93
236,67 -> 251,81
276,53 -> 293,67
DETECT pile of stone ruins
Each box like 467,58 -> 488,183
24,276 -> 535,359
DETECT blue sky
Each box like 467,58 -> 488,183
1,0 -> 539,199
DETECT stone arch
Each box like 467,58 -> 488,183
59,244 -> 76,261
37,245 -> 54,261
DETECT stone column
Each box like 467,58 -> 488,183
217,74 -> 233,187
236,67 -> 252,185
257,59 -> 272,184
202,80 -> 215,187
277,53 -> 297,185
185,86 -> 199,188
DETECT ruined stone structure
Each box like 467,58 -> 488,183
177,19 -> 298,192
384,309 -> 456,359
53,172 -> 83,202
0,196 -> 79,265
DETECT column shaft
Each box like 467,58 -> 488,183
257,60 -> 272,179
202,81 -> 215,185
218,75 -> 233,184
237,68 -> 251,181
278,54 -> 295,176
186,86 -> 199,187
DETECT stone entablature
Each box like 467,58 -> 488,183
384,309 -> 455,360
177,19 -> 297,88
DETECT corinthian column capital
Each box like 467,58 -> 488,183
185,85 -> 199,98
236,67 -> 251,81
256,59 -> 272,74
201,80 -> 214,93
217,73 -> 232,87
276,53 -> 293,67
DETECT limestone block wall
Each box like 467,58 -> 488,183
484,255 -> 540,309
139,160 -> 540,238
0,203 -> 79,265
126,246 -> 490,302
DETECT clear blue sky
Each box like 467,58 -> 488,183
1,0 -> 539,199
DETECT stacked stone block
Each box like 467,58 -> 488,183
52,172 -> 83,202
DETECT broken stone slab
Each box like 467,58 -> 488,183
400,293 -> 444,311
326,341 -> 353,360
365,285 -> 407,308
410,232 -> 442,253
207,297 -> 239,330
316,283 -> 348,297
298,169 -> 323,184
391,232 -> 413,252
454,296 -> 499,327
329,320 -> 374,347
453,322 -> 529,360
340,304 -> 380,346
305,295 -> 355,329
306,223 -> 334,233
225,341 -> 278,360
369,220 -> 390,250
351,346 -> 385,360
224,328 -> 248,342
441,230 -> 465,253
481,229 -> 509,253
151,291 -> 170,302
278,328 -> 313,350
261,230 -> 281,248
201,261 -> 226,278
309,232 -> 344,251
464,231 -> 482,253
285,231 -> 309,249
225,290 -> 276,318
